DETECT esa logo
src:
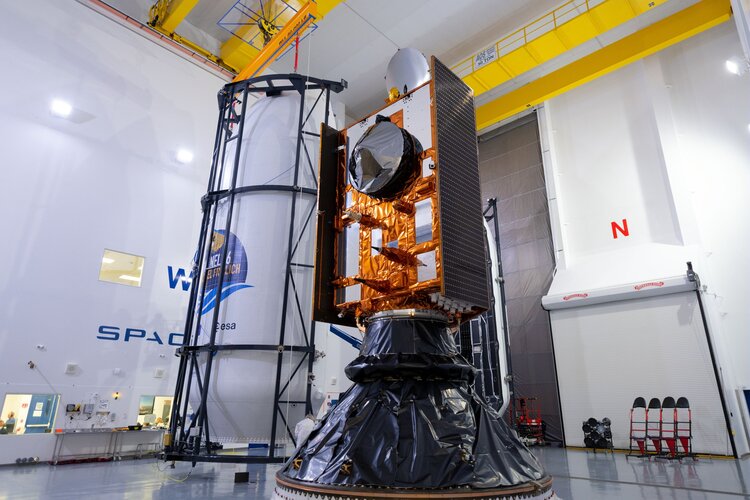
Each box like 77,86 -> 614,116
97,325 -> 184,346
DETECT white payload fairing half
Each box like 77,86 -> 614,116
165,74 -> 349,462
187,92 -> 326,443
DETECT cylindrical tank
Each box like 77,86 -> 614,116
189,91 -> 328,444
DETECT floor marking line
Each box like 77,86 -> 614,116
560,474 -> 750,497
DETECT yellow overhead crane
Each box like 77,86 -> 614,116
148,0 -> 235,74
147,0 -> 343,79
452,0 -> 671,96
476,0 -> 731,129
149,0 -> 199,34
232,0 -> 316,81
453,0 -> 732,130
145,0 -> 731,130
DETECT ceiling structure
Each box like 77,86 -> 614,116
268,0 -> 562,118
93,0 -> 733,129
100,0 -> 560,118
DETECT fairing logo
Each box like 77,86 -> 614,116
634,281 -> 665,291
202,230 -> 252,315
562,292 -> 589,301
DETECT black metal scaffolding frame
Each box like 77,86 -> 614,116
165,74 -> 345,464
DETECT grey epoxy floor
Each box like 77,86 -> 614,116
0,447 -> 748,499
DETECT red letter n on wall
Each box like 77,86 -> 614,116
611,219 -> 629,239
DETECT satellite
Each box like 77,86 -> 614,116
313,49 -> 490,327
274,49 -> 552,499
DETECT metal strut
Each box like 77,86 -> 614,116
482,198 -> 514,415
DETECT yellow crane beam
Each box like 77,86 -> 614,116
233,1 -> 318,81
162,0 -> 199,32
149,0 -> 200,32
475,0 -> 732,130
453,0 -> 671,97
223,0 -> 344,81
314,0 -> 342,18
144,0 -> 345,78
147,0 -> 240,74
220,25 -> 262,73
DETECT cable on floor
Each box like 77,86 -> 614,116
152,457 -> 194,482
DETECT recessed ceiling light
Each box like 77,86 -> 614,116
176,149 -> 194,164
725,56 -> 748,76
50,98 -> 73,118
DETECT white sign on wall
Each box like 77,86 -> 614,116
474,45 -> 498,69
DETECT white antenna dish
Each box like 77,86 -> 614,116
385,48 -> 430,96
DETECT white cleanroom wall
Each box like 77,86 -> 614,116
541,21 -> 750,454
0,0 -> 355,465
551,291 -> 732,455
0,0 -> 223,464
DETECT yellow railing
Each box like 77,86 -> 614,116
451,0 -> 604,78
450,0 -> 669,96
473,0 -> 731,129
